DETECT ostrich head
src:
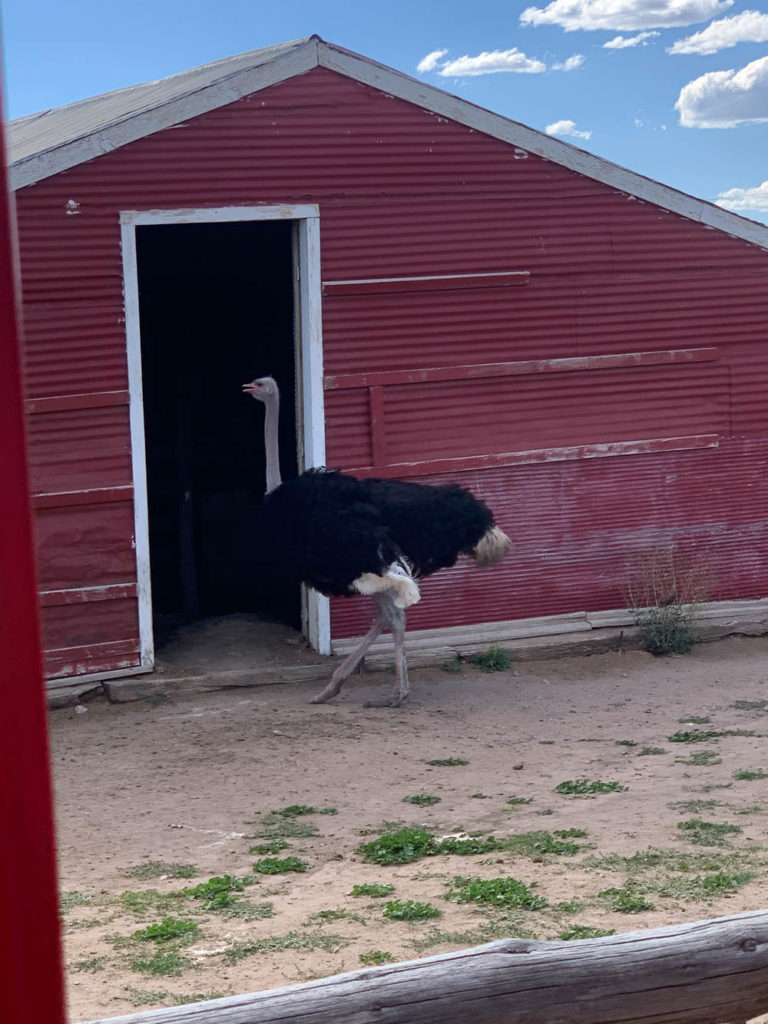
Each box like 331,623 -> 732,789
242,376 -> 278,402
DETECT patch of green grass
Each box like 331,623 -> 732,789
554,828 -> 587,839
307,909 -> 368,926
677,819 -> 742,847
437,835 -> 498,855
733,769 -> 768,781
499,830 -> 582,857
129,950 -> 191,976
506,796 -> 533,806
382,899 -> 441,921
71,956 -> 108,973
124,986 -> 170,1008
183,875 -> 254,910
252,812 -> 320,841
440,657 -> 464,674
554,899 -> 584,914
471,793 -> 490,799
218,900 -> 274,921
731,699 -> 767,710
125,862 -> 197,881
445,875 -> 547,910
253,856 -> 308,875
555,779 -> 626,795
273,804 -> 337,817
669,729 -> 757,743
359,950 -> 396,965
403,794 -> 441,806
60,891 -> 94,914
559,924 -> 617,940
248,839 -> 289,855
615,740 -> 637,747
426,757 -> 468,767
357,827 -> 437,865
120,890 -> 189,919
654,870 -> 755,902
132,919 -> 199,944
638,746 -> 667,756
225,932 -> 352,964
676,749 -> 722,766
678,715 -> 711,724
668,799 -> 719,814
599,887 -> 652,913
470,646 -> 511,672
350,883 -> 395,898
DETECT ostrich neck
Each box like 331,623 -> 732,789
263,391 -> 282,494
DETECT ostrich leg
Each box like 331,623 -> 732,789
309,599 -> 388,704
363,592 -> 410,708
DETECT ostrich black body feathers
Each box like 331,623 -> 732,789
259,468 -> 495,597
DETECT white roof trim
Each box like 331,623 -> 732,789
318,42 -> 768,252
9,39 -> 320,190
8,35 -> 768,251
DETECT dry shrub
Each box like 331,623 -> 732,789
625,548 -> 713,656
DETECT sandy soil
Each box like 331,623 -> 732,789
50,629 -> 768,1022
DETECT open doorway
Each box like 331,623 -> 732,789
135,219 -> 301,644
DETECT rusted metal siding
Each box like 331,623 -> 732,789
15,66 -> 768,672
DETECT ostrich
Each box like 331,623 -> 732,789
243,376 -> 511,707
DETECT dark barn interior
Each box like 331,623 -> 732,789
136,220 -> 300,641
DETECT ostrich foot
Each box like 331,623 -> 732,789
363,693 -> 408,708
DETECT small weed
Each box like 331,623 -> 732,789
426,757 -> 468,767
559,924 -> 617,940
359,950 -> 396,965
686,782 -> 733,793
734,804 -> 763,816
554,899 -> 584,913
125,862 -> 197,881
677,819 -> 742,847
438,835 -> 498,855
615,740 -> 637,747
130,950 -> 191,976
403,794 -> 441,806
733,769 -> 768,781
555,779 -> 626,795
506,796 -> 533,806
445,875 -> 547,910
132,919 -> 199,944
252,812 -> 319,841
307,909 -> 367,926
60,891 -> 94,915
120,890 -> 188,919
253,856 -> 308,875
225,932 -> 351,964
71,956 -> 108,973
175,992 -> 226,1006
731,699 -> 768,710
638,746 -> 667,756
249,839 -> 289,855
676,749 -> 722,767
440,657 -> 464,674
499,831 -> 582,857
357,827 -> 437,865
183,875 -> 253,910
124,986 -> 170,1008
471,793 -> 490,799
273,804 -> 337,817
599,887 -> 652,913
350,883 -> 395,898
382,899 -> 441,922
219,900 -> 274,921
669,729 -> 756,743
471,646 -> 511,672
669,799 -> 719,813
554,828 -> 587,839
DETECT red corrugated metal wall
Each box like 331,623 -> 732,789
16,66 -> 768,672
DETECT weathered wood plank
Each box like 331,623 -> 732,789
81,911 -> 768,1024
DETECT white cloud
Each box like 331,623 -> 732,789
520,0 -> 733,32
715,179 -> 768,211
417,49 -> 449,74
676,54 -> 768,126
545,118 -> 593,138
603,30 -> 660,47
552,53 -> 586,69
438,48 -> 547,75
669,10 -> 768,54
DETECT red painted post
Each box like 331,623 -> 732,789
0,92 -> 67,1024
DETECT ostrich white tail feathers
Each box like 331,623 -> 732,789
352,562 -> 421,609
472,525 -> 512,568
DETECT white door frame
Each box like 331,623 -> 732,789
120,204 -> 330,670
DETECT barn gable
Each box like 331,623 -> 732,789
10,38 -> 768,682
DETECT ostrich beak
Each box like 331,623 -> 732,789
242,381 -> 261,395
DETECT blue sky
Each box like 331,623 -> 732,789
3,0 -> 768,222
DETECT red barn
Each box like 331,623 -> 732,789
9,35 -> 768,685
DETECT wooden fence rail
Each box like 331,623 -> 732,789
83,910 -> 768,1024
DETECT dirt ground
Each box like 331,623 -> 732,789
50,628 -> 768,1022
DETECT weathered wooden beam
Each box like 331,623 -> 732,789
82,911 -> 768,1024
